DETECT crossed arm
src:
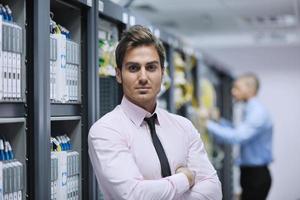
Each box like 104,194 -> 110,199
88,122 -> 222,200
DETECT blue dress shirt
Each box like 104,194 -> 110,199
207,97 -> 273,166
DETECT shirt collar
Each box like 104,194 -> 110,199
120,96 -> 160,127
247,96 -> 258,105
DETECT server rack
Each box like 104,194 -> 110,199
199,62 -> 234,200
159,32 -> 177,114
0,119 -> 26,199
25,0 -> 94,199
157,26 -> 179,113
0,0 -> 233,199
0,0 -> 27,199
49,1 -> 93,200
96,1 -> 128,199
212,67 -> 234,200
158,42 -> 172,111
173,49 -> 192,117
97,18 -> 121,117
184,53 -> 203,130
97,0 -> 126,119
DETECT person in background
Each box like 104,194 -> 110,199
206,73 -> 273,200
88,25 -> 222,200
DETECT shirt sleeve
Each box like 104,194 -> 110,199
88,122 -> 190,200
207,104 -> 267,144
219,118 -> 233,128
183,121 -> 223,200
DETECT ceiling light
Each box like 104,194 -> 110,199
242,14 -> 297,27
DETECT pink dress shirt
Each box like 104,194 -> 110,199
88,97 -> 222,200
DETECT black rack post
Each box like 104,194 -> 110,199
86,0 -> 98,200
27,0 -> 51,199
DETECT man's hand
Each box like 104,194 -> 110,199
199,107 -> 210,121
175,166 -> 196,188
210,107 -> 220,122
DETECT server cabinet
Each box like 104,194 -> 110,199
199,63 -> 234,200
0,0 -> 27,199
97,18 -> 122,117
97,0 -> 126,119
213,68 -> 234,200
96,1 -> 127,199
26,0 -> 93,199
49,1 -> 92,199
173,50 -> 192,117
0,0 -> 212,199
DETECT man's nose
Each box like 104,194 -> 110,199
138,67 -> 148,84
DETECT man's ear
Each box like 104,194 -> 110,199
115,67 -> 122,84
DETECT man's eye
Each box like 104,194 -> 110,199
146,64 -> 158,72
128,65 -> 139,72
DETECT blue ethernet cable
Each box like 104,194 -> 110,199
64,135 -> 70,151
62,135 -> 68,150
59,136 -> 65,151
0,5 -> 8,21
5,5 -> 13,22
61,135 -> 67,151
4,140 -> 9,160
0,139 -> 5,161
66,135 -> 72,150
7,142 -> 14,160
59,136 -> 66,151
62,136 -> 67,151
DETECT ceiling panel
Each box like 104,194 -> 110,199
132,0 -> 223,12
131,0 -> 298,36
131,0 -> 243,36
223,0 -> 295,15
203,44 -> 300,74
127,0 -> 300,73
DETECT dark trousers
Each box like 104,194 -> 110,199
240,166 -> 272,200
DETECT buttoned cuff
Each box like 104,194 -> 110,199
165,173 -> 190,197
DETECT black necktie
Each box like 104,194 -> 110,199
144,114 -> 171,177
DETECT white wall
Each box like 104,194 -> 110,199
255,68 -> 300,200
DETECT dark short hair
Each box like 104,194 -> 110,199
115,25 -> 165,70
